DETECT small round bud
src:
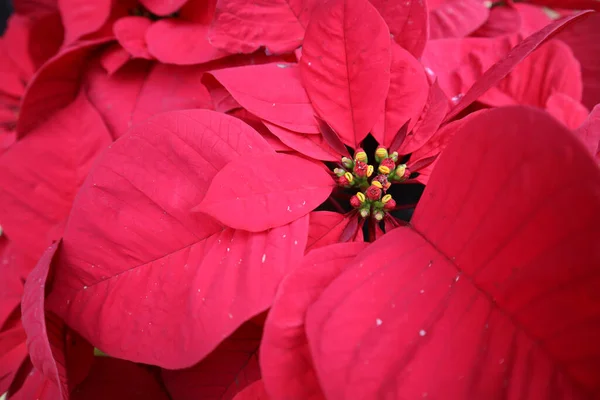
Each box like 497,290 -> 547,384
375,146 -> 388,162
372,174 -> 389,188
373,210 -> 385,221
350,195 -> 362,208
383,198 -> 396,210
389,151 -> 399,162
353,161 -> 368,177
366,185 -> 382,201
341,157 -> 354,169
337,175 -> 351,187
380,158 -> 396,170
381,194 -> 392,204
392,164 -> 410,182
354,148 -> 367,163
333,168 -> 346,177
344,172 -> 354,183
359,207 -> 370,218
371,180 -> 383,189
367,165 -> 374,177
356,192 -> 366,203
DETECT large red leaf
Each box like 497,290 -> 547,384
545,93 -> 589,130
46,110 -> 309,369
232,380 -> 269,400
302,107 -> 600,398
208,0 -> 316,54
16,38 -> 111,136
369,0 -> 428,59
444,11 -> 594,122
162,322 -> 262,400
210,63 -> 318,133
371,43 -> 429,147
574,104 -> 600,160
471,6 -> 521,38
71,358 -> 169,399
8,367 -> 61,400
299,0 -> 391,147
556,13 -> 600,110
264,122 -> 340,161
113,16 -> 153,60
428,0 -> 489,39
58,0 -> 112,45
0,91 -> 112,258
261,242 -> 368,400
196,153 -> 334,232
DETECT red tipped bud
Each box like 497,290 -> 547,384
372,174 -> 389,189
350,195 -> 362,208
337,175 -> 352,187
366,185 -> 382,201
380,158 -> 396,170
341,157 -> 354,169
383,198 -> 396,210
354,148 -> 367,163
353,161 -> 369,177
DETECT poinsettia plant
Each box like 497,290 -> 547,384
0,0 -> 599,399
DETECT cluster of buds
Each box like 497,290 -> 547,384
335,146 -> 411,220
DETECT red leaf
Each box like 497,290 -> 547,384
46,110 -> 309,369
574,104 -> 600,159
444,11 -> 594,122
99,44 -> 132,75
8,367 -> 61,400
17,38 -> 111,136
72,358 -> 169,399
556,12 -> 600,110
231,380 -> 269,400
300,0 -> 391,147
372,43 -> 429,147
369,0 -> 428,58
265,122 -> 340,161
303,107 -> 600,398
429,0 -> 489,39
545,93 -> 589,130
307,211 -> 363,252
58,0 -> 112,45
210,63 -> 319,133
315,116 -> 350,158
208,0 -> 316,54
261,242 -> 368,400
196,153 -> 334,232
471,6 -> 521,38
113,16 -> 153,60
0,91 -> 112,258
162,322 -> 262,400
139,0 -> 188,16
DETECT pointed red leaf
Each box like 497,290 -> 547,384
307,211 -> 363,252
556,13 -> 600,110
545,93 -> 589,130
315,116 -> 350,157
444,11 -> 594,122
265,122 -> 340,161
369,0 -> 428,58
46,110 -> 309,369
231,380 -> 269,400
208,0 -> 317,54
71,358 -> 169,399
261,242 -> 368,400
0,91 -> 112,257
8,367 -> 61,400
429,0 -> 489,39
303,107 -> 600,398
300,0 -> 391,147
372,43 -> 429,147
99,44 -> 132,75
162,322 -> 262,400
196,153 -> 334,232
58,0 -> 112,45
113,16 -> 153,60
574,104 -> 600,159
17,38 -> 111,136
210,63 -> 319,133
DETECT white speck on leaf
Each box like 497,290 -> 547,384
376,318 -> 383,326
455,275 -> 460,282
294,240 -> 298,245
228,313 -> 233,319
282,234 -> 286,238
420,289 -> 425,294
272,103 -> 276,107
262,254 -> 267,263
227,247 -> 230,252
308,61 -> 312,66
499,358 -> 505,364
287,205 -> 292,212
419,329 -> 427,336
83,286 -> 88,290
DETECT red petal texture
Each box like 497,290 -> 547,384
58,0 -> 112,45
574,104 -> 600,159
444,10 -> 593,122
370,0 -> 428,58
197,153 -> 334,232
302,107 -> 600,398
13,0 -> 57,15
261,242 -> 369,400
71,358 -> 169,399
162,321 -> 262,399
556,12 -> 600,110
113,16 -> 153,60
208,0 -> 316,54
428,0 -> 489,39
16,38 -> 111,136
9,367 -> 61,400
306,212 -> 363,252
46,110 -> 309,369
300,0 -> 391,147
99,44 -> 132,75
227,109 -> 294,152
139,0 -> 188,16
232,380 -> 269,400
545,93 -> 589,130
471,6 -> 521,38
514,4 -> 553,37
210,63 -> 318,133
372,43 -> 429,147
264,123 -> 340,161
0,91 -> 112,258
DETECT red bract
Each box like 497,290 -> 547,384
45,110 -> 312,368
428,0 -> 489,39
261,106 -> 600,399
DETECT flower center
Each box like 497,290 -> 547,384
333,146 -> 410,221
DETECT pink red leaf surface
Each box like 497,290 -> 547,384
428,0 -> 489,39
299,107 -> 600,398
196,153 -> 334,232
300,0 -> 391,147
46,110 -> 309,369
